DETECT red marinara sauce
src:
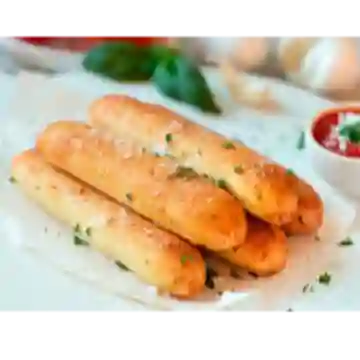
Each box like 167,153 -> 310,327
15,37 -> 164,52
312,107 -> 360,158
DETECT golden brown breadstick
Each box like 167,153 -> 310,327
11,150 -> 206,298
88,95 -> 298,225
219,216 -> 288,276
282,175 -> 323,236
36,121 -> 247,251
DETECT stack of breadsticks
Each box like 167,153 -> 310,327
11,95 -> 324,300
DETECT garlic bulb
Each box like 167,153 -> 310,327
277,37 -> 360,94
183,37 -> 270,71
220,61 -> 281,113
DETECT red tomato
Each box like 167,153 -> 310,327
16,37 -> 163,51
17,37 -> 50,45
312,107 -> 360,158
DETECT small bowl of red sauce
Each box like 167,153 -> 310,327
307,106 -> 360,198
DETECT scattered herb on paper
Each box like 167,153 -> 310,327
318,272 -> 332,285
302,284 -> 314,293
338,237 -> 353,247
297,131 -> 305,150
8,176 -> 16,183
115,261 -> 130,271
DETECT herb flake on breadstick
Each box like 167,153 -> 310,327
168,166 -> 199,180
73,224 -> 91,246
12,150 -> 206,298
36,121 -> 247,251
234,165 -> 244,174
126,192 -> 134,202
222,141 -> 236,150
88,95 -> 299,225
165,133 -> 173,144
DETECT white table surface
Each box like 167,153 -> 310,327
1,70 -> 360,311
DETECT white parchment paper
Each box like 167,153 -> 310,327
0,71 -> 355,310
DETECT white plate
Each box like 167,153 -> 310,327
0,38 -> 84,72
0,69 -> 359,310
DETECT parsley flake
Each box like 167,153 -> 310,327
216,179 -> 228,190
234,165 -> 244,174
180,254 -> 193,265
165,133 -> 173,144
73,223 -> 89,246
222,141 -> 235,150
8,176 -> 16,183
318,272 -> 331,285
126,193 -> 133,202
338,237 -> 353,247
115,261 -> 129,271
297,131 -> 305,150
302,283 -> 314,293
286,309 -> 297,320
85,227 -> 92,236
169,166 -> 198,180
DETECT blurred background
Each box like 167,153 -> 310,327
2,37 -> 360,104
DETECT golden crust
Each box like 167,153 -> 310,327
89,94 -> 298,225
35,120 -> 247,251
11,150 -> 206,298
219,216 -> 288,276
282,175 -> 324,236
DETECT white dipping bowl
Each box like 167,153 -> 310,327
306,106 -> 360,199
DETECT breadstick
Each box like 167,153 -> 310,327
219,216 -> 288,276
11,150 -> 206,298
36,121 -> 247,251
88,94 -> 298,225
282,175 -> 323,236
